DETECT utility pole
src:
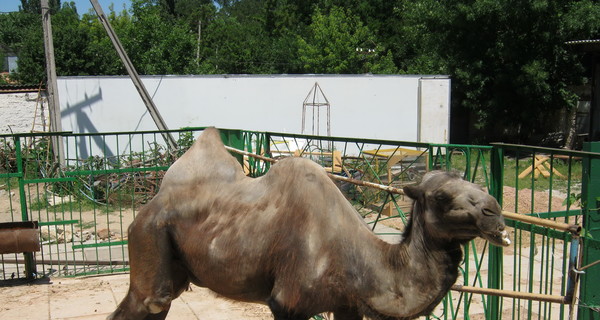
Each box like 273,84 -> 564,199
90,0 -> 177,150
41,0 -> 65,166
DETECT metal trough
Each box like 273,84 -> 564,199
0,221 -> 40,254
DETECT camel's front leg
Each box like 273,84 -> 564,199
109,207 -> 189,319
107,291 -> 170,320
267,297 -> 311,320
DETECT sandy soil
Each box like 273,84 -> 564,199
0,274 -> 273,320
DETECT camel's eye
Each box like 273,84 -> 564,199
482,208 -> 497,216
434,190 -> 451,203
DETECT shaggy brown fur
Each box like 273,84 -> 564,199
108,128 -> 510,320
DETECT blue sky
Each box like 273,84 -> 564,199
0,0 -> 131,14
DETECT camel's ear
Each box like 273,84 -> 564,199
403,184 -> 423,200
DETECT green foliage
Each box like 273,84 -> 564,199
1,0 -> 599,144
395,0 -> 594,143
0,140 -> 17,174
297,6 -> 393,74
20,0 -> 61,14
176,131 -> 195,156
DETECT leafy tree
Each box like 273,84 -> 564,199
123,0 -> 199,74
52,2 -> 91,76
297,6 -> 396,74
20,0 -> 61,14
394,0 -> 598,144
79,10 -> 127,75
13,20 -> 44,84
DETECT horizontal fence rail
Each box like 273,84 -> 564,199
1,128 -> 599,320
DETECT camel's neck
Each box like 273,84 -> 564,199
362,202 -> 463,319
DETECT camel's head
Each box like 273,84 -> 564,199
403,171 -> 510,247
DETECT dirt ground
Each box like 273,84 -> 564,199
0,273 -> 273,320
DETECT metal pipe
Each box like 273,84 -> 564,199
0,222 -> 40,254
565,236 -> 580,304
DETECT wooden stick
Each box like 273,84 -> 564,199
224,146 -> 405,195
328,172 -> 405,195
225,146 -> 276,163
542,161 -> 567,179
451,285 -> 567,304
224,146 -> 581,234
518,156 -> 549,179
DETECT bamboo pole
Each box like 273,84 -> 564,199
224,146 -> 405,195
501,211 -> 581,234
224,146 -> 581,234
451,285 -> 567,304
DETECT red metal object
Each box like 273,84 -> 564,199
0,221 -> 40,254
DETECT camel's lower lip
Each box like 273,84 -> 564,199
484,230 -> 511,247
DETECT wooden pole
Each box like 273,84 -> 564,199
89,0 -> 177,150
41,0 -> 65,167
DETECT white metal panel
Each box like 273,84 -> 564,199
419,78 -> 451,144
57,75 -> 449,157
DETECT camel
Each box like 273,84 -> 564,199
108,128 -> 510,320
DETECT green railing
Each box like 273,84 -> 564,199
0,128 -> 598,319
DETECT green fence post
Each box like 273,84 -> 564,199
15,136 -> 37,279
220,129 -> 244,165
486,145 -> 504,320
580,142 -> 600,320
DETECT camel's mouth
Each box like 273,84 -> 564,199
482,230 -> 511,247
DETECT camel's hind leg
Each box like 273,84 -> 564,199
108,209 -> 190,320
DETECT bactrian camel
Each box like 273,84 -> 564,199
108,127 -> 510,320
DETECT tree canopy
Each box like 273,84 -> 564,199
1,0 -> 599,144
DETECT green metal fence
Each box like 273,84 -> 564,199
0,128 -> 599,319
